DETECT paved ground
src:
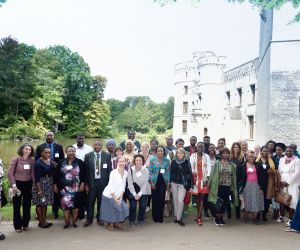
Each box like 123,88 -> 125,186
0,215 -> 299,250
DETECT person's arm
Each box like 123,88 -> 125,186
208,161 -> 217,188
165,158 -> 171,183
127,167 -> 136,196
7,157 -> 18,188
138,169 -> 149,197
206,154 -> 211,177
287,159 -> 300,185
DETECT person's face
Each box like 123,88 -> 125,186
203,137 -> 210,145
134,157 -> 143,168
116,149 -> 123,157
66,147 -> 76,159
233,144 -> 240,154
106,143 -> 115,153
208,145 -> 216,155
190,137 -> 197,146
141,145 -> 149,154
150,141 -> 158,150
246,153 -> 255,164
197,143 -> 204,154
221,151 -> 230,161
117,158 -> 126,169
241,142 -> 248,152
93,141 -> 102,153
268,143 -> 275,152
177,142 -> 184,148
275,146 -> 283,156
41,148 -> 51,160
254,146 -> 260,154
261,147 -> 269,158
166,137 -> 173,146
22,145 -> 32,157
285,148 -> 293,158
218,140 -> 225,149
128,132 -> 135,140
177,151 -> 185,160
157,147 -> 164,158
125,142 -> 133,152
45,132 -> 54,144
77,136 -> 85,147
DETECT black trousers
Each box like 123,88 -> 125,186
151,174 -> 166,223
86,179 -> 104,222
13,180 -> 32,230
78,192 -> 87,220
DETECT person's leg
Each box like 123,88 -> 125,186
151,188 -> 159,222
137,195 -> 148,223
158,181 -> 167,223
289,208 -> 295,220
226,202 -> 232,219
171,183 -> 179,220
36,206 -> 44,225
203,193 -> 209,218
21,181 -> 32,229
176,185 -> 186,222
86,185 -> 97,223
72,208 -> 79,226
95,181 -> 102,222
129,198 -> 137,224
63,210 -> 70,227
13,183 -> 22,230
52,192 -> 60,219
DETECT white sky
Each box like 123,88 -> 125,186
0,0 -> 299,102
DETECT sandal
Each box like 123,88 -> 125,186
197,219 -> 203,226
0,232 -> 5,240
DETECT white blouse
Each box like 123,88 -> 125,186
103,169 -> 128,199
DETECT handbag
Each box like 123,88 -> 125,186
179,164 -> 192,191
126,168 -> 141,200
214,197 -> 224,214
275,187 -> 292,207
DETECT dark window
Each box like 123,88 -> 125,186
183,102 -> 188,114
182,120 -> 187,133
204,127 -> 208,136
248,116 -> 254,139
237,88 -> 242,106
250,84 -> 255,104
184,85 -> 188,95
226,91 -> 230,104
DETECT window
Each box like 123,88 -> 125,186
184,85 -> 188,95
182,120 -> 187,133
248,116 -> 254,139
183,102 -> 188,114
237,88 -> 242,106
226,91 -> 230,104
250,84 -> 255,104
204,127 -> 208,136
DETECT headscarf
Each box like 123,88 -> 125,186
106,139 -> 116,146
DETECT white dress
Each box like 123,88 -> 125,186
279,157 -> 300,209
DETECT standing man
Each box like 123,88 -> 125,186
83,140 -> 112,227
72,134 -> 92,161
120,130 -> 141,153
35,131 -> 64,219
165,136 -> 176,155
203,136 -> 211,154
184,136 -> 198,155
106,139 -> 116,155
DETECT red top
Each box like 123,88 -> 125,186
193,159 -> 209,194
8,157 -> 35,185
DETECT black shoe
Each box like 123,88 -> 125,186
0,233 -> 5,240
83,221 -> 92,227
63,223 -> 70,229
38,223 -> 50,229
219,217 -> 226,226
45,222 -> 53,227
174,219 -> 178,223
73,223 -> 79,228
214,218 -> 220,226
177,220 -> 185,227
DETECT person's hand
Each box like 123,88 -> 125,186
53,185 -> 58,193
85,185 -> 89,193
50,160 -> 58,168
79,183 -> 85,192
134,195 -> 140,201
12,186 -> 18,193
151,186 -> 156,190
37,190 -> 43,198
281,182 -> 289,187
115,199 -> 121,206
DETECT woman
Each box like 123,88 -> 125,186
0,158 -> 5,240
266,140 -> 276,157
124,139 -> 136,165
190,142 -> 211,225
112,146 -> 131,171
278,146 -> 300,225
32,146 -> 55,228
140,142 -> 150,166
254,145 -> 261,158
239,151 -> 264,224
256,146 -> 275,221
208,144 -> 220,167
208,148 -> 238,227
54,145 -> 85,228
8,143 -> 35,232
100,156 -> 129,231
148,146 -> 170,223
240,140 -> 249,159
216,138 -> 226,156
170,148 -> 193,226
149,139 -> 158,156
127,154 -> 150,226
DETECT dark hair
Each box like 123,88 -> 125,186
128,130 -> 136,135
190,136 -> 197,140
65,145 -> 76,152
220,147 -> 230,156
286,146 -> 294,152
218,137 -> 226,144
157,145 -> 167,156
175,138 -> 185,146
77,134 -> 85,138
41,145 -> 51,152
266,140 -> 276,146
150,138 -> 159,145
203,136 -> 210,140
133,154 -> 145,165
17,143 -> 34,158
113,146 -> 123,156
230,142 -> 243,161
197,141 -> 204,146
260,145 -> 269,152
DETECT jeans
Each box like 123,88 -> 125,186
129,195 -> 148,223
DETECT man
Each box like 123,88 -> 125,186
184,136 -> 197,155
106,139 -> 116,155
72,134 -> 92,161
35,131 -> 64,219
203,136 -> 210,154
120,130 -> 141,153
84,140 -> 112,227
165,136 -> 176,155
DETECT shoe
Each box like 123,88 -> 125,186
38,224 -> 50,229
45,222 -> 53,227
286,219 -> 291,227
73,223 -> 79,228
83,221 -> 92,227
129,222 -> 135,227
97,221 -> 104,226
108,224 -> 114,231
284,227 -> 298,233
177,220 -> 185,227
22,227 -> 28,231
0,233 -> 5,240
113,222 -> 123,230
214,218 -> 220,226
63,223 -> 70,229
146,207 -> 150,212
15,229 -> 22,233
204,213 -> 210,220
197,218 -> 203,226
276,216 -> 285,223
219,218 -> 226,226
174,219 -> 178,224
138,221 -> 144,226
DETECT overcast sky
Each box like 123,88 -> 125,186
0,0 -> 299,102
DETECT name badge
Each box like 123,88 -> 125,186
136,172 -> 142,178
262,164 -> 267,170
160,169 -> 165,174
55,153 -> 59,158
248,168 -> 254,173
103,164 -> 107,169
66,165 -> 72,171
24,164 -> 30,170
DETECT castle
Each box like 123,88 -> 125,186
172,9 -> 300,147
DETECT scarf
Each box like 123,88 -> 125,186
256,153 -> 275,170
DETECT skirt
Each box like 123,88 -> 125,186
32,176 -> 54,206
100,195 -> 129,223
243,181 -> 264,213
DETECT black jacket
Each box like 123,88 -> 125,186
170,159 -> 193,186
35,142 -> 64,164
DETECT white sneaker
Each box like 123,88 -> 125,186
275,216 -> 285,223
146,207 -> 150,212
284,227 -> 298,233
285,219 -> 291,227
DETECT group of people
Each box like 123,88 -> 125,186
0,130 -> 300,240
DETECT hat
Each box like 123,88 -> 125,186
106,139 -> 116,146
275,142 -> 286,151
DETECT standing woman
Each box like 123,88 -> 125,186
8,143 -> 35,232
54,146 -> 86,228
190,142 -> 211,225
149,139 -> 159,157
140,142 -> 150,166
148,146 -> 171,223
124,139 -> 136,165
170,148 -> 193,226
256,146 -> 275,221
0,159 -> 5,240
278,146 -> 300,224
240,140 -> 249,160
127,155 -> 150,226
32,146 -> 55,228
112,146 -> 130,171
208,148 -> 238,227
239,151 -> 264,224
100,156 -> 129,231
216,138 -> 226,156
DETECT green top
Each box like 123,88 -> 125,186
208,160 -> 238,206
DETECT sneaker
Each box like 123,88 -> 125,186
214,218 -> 220,226
146,207 -> 150,212
138,221 -> 144,226
192,203 -> 197,207
219,218 -> 226,226
285,220 -> 291,227
284,227 -> 298,233
276,216 -> 285,223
